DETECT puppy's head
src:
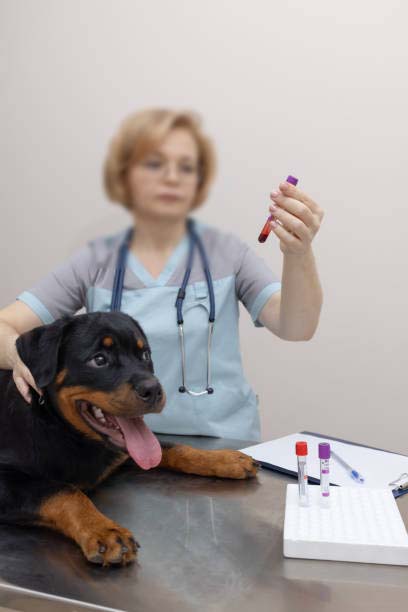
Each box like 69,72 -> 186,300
16,312 -> 166,469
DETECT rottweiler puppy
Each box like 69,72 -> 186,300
0,312 -> 259,566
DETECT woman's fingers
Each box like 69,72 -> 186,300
278,181 -> 322,217
12,362 -> 43,404
270,195 -> 316,230
269,205 -> 311,240
13,374 -> 32,404
24,367 -> 42,396
269,219 -> 300,245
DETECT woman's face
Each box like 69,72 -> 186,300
126,128 -> 200,221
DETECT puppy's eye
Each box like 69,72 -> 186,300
89,353 -> 108,367
141,350 -> 150,362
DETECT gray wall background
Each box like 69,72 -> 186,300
1,0 -> 407,451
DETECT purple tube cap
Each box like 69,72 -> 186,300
318,442 -> 331,459
286,175 -> 298,186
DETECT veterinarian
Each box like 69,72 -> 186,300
0,108 -> 324,442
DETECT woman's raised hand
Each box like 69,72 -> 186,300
268,180 -> 324,256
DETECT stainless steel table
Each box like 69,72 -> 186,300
1,434 -> 407,612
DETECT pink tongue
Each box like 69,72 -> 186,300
115,416 -> 162,470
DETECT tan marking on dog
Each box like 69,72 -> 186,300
56,368 -> 68,386
159,445 -> 259,479
56,387 -> 103,441
92,454 -> 129,488
38,489 -> 138,566
136,338 -> 144,349
56,382 -> 163,441
102,336 -> 114,347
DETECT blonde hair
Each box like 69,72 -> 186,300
103,108 -> 217,210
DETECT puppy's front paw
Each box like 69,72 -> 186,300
160,445 -> 261,479
208,449 -> 260,479
80,521 -> 140,566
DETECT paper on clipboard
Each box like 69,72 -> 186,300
240,433 -> 408,490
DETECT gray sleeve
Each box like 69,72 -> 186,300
16,242 -> 98,323
235,241 -> 281,328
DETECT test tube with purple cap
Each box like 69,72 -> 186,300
319,442 -> 331,507
258,175 -> 299,243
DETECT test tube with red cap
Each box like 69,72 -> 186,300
296,441 -> 309,507
258,175 -> 299,243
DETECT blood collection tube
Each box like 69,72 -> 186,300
296,441 -> 309,507
258,175 -> 299,243
319,442 -> 331,507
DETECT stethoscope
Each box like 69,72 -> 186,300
110,217 -> 215,396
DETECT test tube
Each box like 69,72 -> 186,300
295,441 -> 309,507
258,175 -> 299,243
319,442 -> 331,507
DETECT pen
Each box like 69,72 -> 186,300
331,450 -> 365,484
258,175 -> 299,243
319,442 -> 330,507
296,441 -> 309,507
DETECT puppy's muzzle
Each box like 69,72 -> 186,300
132,378 -> 164,414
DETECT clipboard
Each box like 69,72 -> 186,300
241,431 -> 408,499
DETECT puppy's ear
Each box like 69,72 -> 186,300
132,319 -> 149,346
15,315 -> 75,389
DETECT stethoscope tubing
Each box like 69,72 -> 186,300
110,218 -> 215,395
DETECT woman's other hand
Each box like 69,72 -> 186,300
10,343 -> 43,405
0,302 -> 45,404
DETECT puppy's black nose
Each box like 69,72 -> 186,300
133,379 -> 163,406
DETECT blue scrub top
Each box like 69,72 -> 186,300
17,219 -> 281,442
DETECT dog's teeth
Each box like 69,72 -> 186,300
92,406 -> 104,419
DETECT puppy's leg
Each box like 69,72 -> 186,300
0,469 -> 138,566
158,444 -> 260,479
38,488 -> 139,566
